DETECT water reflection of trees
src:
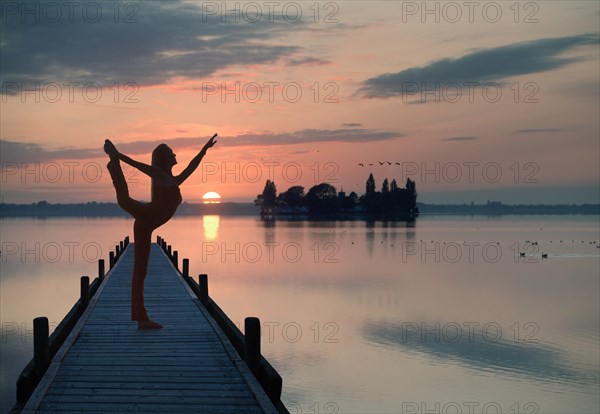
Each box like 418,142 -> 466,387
365,220 -> 417,258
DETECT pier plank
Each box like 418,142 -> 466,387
21,243 -> 278,414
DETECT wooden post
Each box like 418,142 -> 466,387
157,235 -> 161,244
182,258 -> 189,278
98,259 -> 105,282
125,236 -> 129,247
115,244 -> 120,259
80,276 -> 90,308
167,245 -> 172,257
244,317 -> 261,375
33,317 -> 50,380
120,240 -> 124,252
173,251 -> 178,269
162,240 -> 167,251
109,251 -> 115,268
199,274 -> 209,305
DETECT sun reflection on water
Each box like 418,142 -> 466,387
202,215 -> 220,240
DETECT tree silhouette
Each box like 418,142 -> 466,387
278,185 -> 305,207
255,179 -> 277,213
357,174 -> 418,214
366,173 -> 376,195
382,178 -> 389,194
306,183 -> 337,211
406,178 -> 417,211
338,190 -> 358,210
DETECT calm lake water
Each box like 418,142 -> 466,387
1,215 -> 599,413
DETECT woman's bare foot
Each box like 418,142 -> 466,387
138,320 -> 163,329
104,139 -> 119,161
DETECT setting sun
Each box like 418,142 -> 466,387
202,191 -> 221,204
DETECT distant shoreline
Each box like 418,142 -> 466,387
1,201 -> 598,217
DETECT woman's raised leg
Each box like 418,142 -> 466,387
105,139 -> 152,220
106,159 -> 150,219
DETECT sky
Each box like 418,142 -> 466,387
1,0 -> 599,204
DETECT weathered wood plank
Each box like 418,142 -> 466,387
51,379 -> 247,386
54,373 -> 243,381
42,394 -> 259,404
45,388 -> 254,398
56,367 -> 242,375
37,402 -> 265,413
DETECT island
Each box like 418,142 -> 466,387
254,173 -> 419,219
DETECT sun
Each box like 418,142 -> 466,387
202,191 -> 221,204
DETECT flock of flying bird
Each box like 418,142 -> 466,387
358,161 -> 400,167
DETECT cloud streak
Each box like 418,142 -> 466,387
359,34 -> 599,98
0,128 -> 403,163
0,140 -> 102,164
441,136 -> 479,142
512,128 -> 562,134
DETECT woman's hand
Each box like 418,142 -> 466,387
175,133 -> 218,185
203,133 -> 218,152
104,139 -> 120,160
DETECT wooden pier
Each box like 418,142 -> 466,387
12,236 -> 287,414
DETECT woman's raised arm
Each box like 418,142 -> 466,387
175,134 -> 217,185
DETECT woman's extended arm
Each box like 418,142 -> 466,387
175,134 -> 217,185
118,152 -> 163,179
105,139 -> 163,180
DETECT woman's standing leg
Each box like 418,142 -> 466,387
131,220 -> 162,329
131,219 -> 150,321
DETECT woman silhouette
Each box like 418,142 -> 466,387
104,134 -> 217,329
